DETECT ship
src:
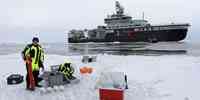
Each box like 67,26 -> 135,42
68,1 -> 190,43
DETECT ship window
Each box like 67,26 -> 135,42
153,27 -> 159,30
148,27 -> 152,31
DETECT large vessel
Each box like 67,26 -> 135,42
68,1 -> 190,43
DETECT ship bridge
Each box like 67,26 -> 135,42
104,1 -> 150,29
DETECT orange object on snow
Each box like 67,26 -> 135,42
80,67 -> 93,74
80,67 -> 87,74
87,67 -> 93,74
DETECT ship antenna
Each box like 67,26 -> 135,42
142,12 -> 145,20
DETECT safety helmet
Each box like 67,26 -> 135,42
64,59 -> 72,68
64,58 -> 72,64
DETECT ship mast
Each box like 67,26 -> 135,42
115,1 -> 124,15
142,12 -> 144,20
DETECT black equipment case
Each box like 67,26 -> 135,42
7,74 -> 24,85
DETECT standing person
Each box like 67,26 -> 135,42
22,37 -> 44,90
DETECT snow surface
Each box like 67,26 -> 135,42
0,54 -> 200,100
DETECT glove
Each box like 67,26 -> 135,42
40,67 -> 44,72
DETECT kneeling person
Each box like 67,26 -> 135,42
58,60 -> 76,83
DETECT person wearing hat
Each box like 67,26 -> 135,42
22,37 -> 44,90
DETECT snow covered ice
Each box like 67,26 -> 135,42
0,53 -> 200,100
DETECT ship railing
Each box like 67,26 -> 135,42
105,23 -> 189,30
151,23 -> 190,30
106,25 -> 147,29
152,23 -> 190,27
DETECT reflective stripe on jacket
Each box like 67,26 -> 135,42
58,63 -> 74,77
22,44 -> 44,71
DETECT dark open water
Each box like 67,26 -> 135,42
0,42 -> 199,56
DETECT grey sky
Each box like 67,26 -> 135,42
0,0 -> 199,43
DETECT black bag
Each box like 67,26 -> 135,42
7,74 -> 24,85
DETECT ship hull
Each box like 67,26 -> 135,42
68,28 -> 188,43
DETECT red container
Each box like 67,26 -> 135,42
99,88 -> 124,100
